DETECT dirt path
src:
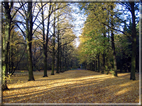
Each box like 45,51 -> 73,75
3,70 -> 140,103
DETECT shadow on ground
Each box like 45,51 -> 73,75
3,70 -> 139,103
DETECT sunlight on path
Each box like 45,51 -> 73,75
3,70 -> 139,103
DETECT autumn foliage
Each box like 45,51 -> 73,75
3,70 -> 139,103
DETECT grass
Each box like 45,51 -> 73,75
3,70 -> 140,103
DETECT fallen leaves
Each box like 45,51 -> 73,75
3,70 -> 140,103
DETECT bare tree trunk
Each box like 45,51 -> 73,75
110,5 -> 117,77
51,6 -> 56,75
56,11 -> 60,73
64,44 -> 67,71
60,45 -> 62,72
2,1 -> 14,90
62,39 -> 65,72
130,2 -> 136,80
27,2 -> 35,81
59,40 -> 62,72
102,28 -> 106,74
98,54 -> 100,72
41,2 -> 47,77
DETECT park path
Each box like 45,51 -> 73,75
3,70 -> 139,104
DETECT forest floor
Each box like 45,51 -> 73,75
3,70 -> 140,104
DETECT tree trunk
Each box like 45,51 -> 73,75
51,7 -> 56,75
43,47 -> 48,77
130,2 -> 136,80
41,2 -> 48,77
2,34 -> 9,90
27,2 -> 35,81
64,44 -> 67,71
27,42 -> 34,81
43,1 -> 51,77
62,39 -> 65,72
110,5 -> 117,77
98,54 -> 100,72
10,31 -> 14,74
2,2 -> 14,90
51,43 -> 55,75
56,11 -> 60,73
102,29 -> 106,74
59,45 -> 62,72
94,61 -> 96,71
56,41 -> 60,73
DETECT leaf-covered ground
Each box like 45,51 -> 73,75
3,70 -> 140,103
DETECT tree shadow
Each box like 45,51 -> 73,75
3,70 -> 139,103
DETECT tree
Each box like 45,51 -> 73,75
9,30 -> 27,74
38,2 -> 69,76
78,3 -> 113,73
51,4 -> 56,75
110,5 -> 117,77
14,1 -> 48,80
2,1 -> 13,90
40,1 -> 51,77
56,7 -> 60,73
1,0 -> 24,89
119,2 -> 139,80
129,2 -> 136,80
26,1 -> 35,81
41,1 -> 52,77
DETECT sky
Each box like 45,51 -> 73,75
69,3 -> 87,47
70,2 -> 140,48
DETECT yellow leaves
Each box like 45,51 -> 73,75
115,88 -> 130,95
16,80 -> 21,83
3,70 -> 139,103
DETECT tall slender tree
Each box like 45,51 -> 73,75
110,5 -> 117,77
51,4 -> 56,75
41,1 -> 51,77
2,1 -> 13,90
56,9 -> 60,73
130,2 -> 136,80
119,2 -> 138,80
26,1 -> 35,81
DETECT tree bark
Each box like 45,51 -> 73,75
110,5 -> 117,77
51,6 -> 56,75
102,28 -> 106,74
64,44 -> 67,71
98,54 -> 100,72
56,11 -> 60,73
2,2 -> 14,90
43,1 -> 51,77
59,45 -> 62,72
62,39 -> 65,72
130,2 -> 136,80
27,2 -> 35,81
41,2 -> 47,77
